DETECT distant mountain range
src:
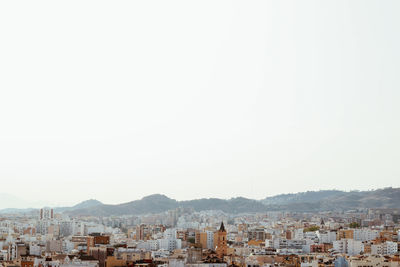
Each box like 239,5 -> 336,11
1,188 -> 400,215
54,199 -> 104,212
261,188 -> 400,212
66,187 -> 400,216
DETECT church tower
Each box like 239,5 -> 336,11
214,221 -> 227,259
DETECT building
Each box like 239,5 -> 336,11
371,241 -> 398,255
158,238 -> 181,251
46,240 -> 62,253
337,230 -> 354,240
200,231 -> 214,250
333,239 -> 364,256
87,233 -> 110,248
135,224 -> 150,241
248,228 -> 266,241
39,208 -> 54,220
187,248 -> 203,264
214,222 -> 227,259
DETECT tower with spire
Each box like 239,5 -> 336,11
214,221 -> 227,259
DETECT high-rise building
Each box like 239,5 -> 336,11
135,224 -> 150,241
39,208 -> 54,220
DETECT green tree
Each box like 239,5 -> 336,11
349,222 -> 360,228
304,226 -> 320,232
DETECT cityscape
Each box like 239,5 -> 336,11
1,1 -> 399,267
0,188 -> 400,267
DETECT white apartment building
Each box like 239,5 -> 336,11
272,238 -> 306,250
317,231 -> 336,244
148,240 -> 159,251
30,244 -> 45,256
163,228 -> 177,239
158,238 -> 181,251
333,239 -> 364,255
353,229 -> 379,242
205,230 -> 214,249
294,229 -> 304,240
304,231 -> 318,241
137,240 -> 160,251
371,241 -> 398,255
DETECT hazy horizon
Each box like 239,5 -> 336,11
0,187 -> 398,209
1,0 -> 399,208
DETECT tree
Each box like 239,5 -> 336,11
304,226 -> 320,232
349,222 -> 360,228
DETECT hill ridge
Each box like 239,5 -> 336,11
67,187 -> 400,216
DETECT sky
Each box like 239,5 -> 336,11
0,1 -> 399,208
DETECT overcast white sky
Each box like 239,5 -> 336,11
0,1 -> 399,208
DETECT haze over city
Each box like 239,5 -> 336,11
1,0 -> 399,206
1,1 -> 400,267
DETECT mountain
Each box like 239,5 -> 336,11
261,188 -> 400,212
262,190 -> 344,205
2,188 -> 400,216
67,195 -> 268,216
71,199 -> 103,209
180,197 -> 267,213
54,199 -> 103,212
67,188 -> 400,216
66,194 -> 177,216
